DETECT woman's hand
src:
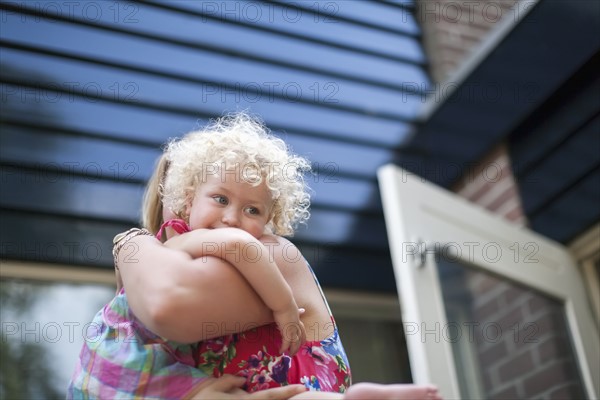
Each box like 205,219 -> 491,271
185,375 -> 307,400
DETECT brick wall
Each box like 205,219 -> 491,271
452,142 -> 528,226
416,0 -> 521,83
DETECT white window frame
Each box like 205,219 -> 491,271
324,288 -> 410,383
378,164 -> 600,399
569,223 -> 600,327
0,260 -> 116,285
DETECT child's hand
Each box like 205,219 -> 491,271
273,305 -> 306,356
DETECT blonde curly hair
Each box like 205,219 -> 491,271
161,112 -> 311,236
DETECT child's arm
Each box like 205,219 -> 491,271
117,233 -> 304,351
164,227 -> 306,354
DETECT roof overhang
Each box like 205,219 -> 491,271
398,0 -> 600,188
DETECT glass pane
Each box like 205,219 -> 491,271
437,257 -> 587,400
0,279 -> 114,399
335,318 -> 412,384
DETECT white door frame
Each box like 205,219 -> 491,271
378,164 -> 599,399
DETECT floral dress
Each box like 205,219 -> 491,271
197,268 -> 352,393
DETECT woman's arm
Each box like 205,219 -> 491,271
117,234 -> 273,343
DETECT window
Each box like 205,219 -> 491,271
0,262 -> 115,399
326,289 -> 412,384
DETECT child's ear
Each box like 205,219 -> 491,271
181,204 -> 191,222
182,192 -> 194,220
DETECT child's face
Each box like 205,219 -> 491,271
187,170 -> 273,239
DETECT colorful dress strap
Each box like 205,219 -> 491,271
156,219 -> 191,240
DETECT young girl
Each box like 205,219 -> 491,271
70,113 -> 441,399
67,115 -> 308,399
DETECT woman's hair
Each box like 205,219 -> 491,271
161,112 -> 311,236
141,152 -> 169,234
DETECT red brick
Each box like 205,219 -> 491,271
532,312 -> 563,336
502,286 -> 525,306
496,307 -> 524,331
528,295 -> 550,314
471,274 -> 499,295
479,340 -> 509,365
474,297 -> 502,321
538,335 -> 570,364
498,350 -> 534,383
488,185 -> 518,212
504,206 -> 525,221
549,383 -> 586,399
523,362 -> 569,396
512,320 -> 543,349
490,385 -> 520,400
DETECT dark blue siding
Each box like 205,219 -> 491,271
0,0 -> 429,292
510,53 -> 600,243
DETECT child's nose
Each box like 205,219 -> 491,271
221,209 -> 240,227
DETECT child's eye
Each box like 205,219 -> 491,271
245,206 -> 260,215
213,195 -> 228,205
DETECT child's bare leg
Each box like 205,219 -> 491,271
288,383 -> 442,400
344,382 -> 442,400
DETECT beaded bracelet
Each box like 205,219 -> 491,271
112,228 -> 154,268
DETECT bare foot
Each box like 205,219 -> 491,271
344,382 -> 442,400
